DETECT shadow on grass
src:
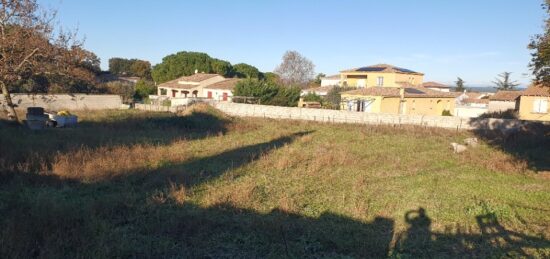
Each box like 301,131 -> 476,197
0,109 -> 231,173
395,207 -> 550,257
1,112 -> 549,257
468,118 -> 550,171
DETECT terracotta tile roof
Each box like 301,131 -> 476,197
522,85 -> 550,97
422,81 -> 450,88
342,87 -> 401,97
158,73 -> 222,87
343,86 -> 457,98
403,87 -> 457,98
489,90 -> 523,101
178,73 -> 222,82
203,78 -> 241,90
341,64 -> 424,75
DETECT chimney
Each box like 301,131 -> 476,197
399,87 -> 405,100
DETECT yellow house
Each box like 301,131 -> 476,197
340,87 -> 456,116
340,64 -> 424,88
518,85 -> 550,121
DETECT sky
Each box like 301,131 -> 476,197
39,0 -> 546,87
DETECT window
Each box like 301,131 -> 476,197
377,77 -> 384,86
160,88 -> 167,96
533,99 -> 549,113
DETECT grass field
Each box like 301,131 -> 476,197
1,105 -> 549,258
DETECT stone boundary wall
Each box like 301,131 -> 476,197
134,103 -> 186,113
213,102 -> 528,131
0,94 -> 122,111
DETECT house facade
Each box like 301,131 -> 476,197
320,74 -> 340,86
156,73 -> 226,98
340,87 -> 455,116
488,90 -> 522,113
518,85 -> 550,121
421,82 -> 452,92
203,78 -> 241,101
339,64 -> 424,88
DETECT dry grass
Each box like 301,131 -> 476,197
0,107 -> 549,258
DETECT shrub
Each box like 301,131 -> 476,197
134,80 -> 156,100
442,110 -> 452,116
303,93 -> 323,104
103,81 -> 135,103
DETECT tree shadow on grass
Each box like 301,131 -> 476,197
0,109 -> 231,173
468,118 -> 550,171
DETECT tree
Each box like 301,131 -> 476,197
314,73 -> 326,85
263,72 -> 280,84
211,59 -> 234,77
492,72 -> 519,90
233,78 -> 278,104
103,81 -> 134,104
455,77 -> 466,92
529,0 -> 550,85
1,0 -> 98,121
151,51 -> 240,83
303,92 -> 323,103
233,63 -> 261,79
130,60 -> 152,79
134,79 -> 156,100
274,50 -> 315,87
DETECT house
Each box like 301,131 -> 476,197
518,85 -> 550,121
340,86 -> 456,115
301,86 -> 334,97
320,74 -> 340,86
203,78 -> 241,101
454,91 -> 490,118
488,90 -> 522,113
156,73 -> 225,98
421,82 -> 452,92
339,64 -> 424,88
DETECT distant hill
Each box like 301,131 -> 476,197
449,86 -> 528,93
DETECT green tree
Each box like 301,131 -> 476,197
151,51 -> 221,83
492,72 -> 519,90
134,79 -> 156,100
263,72 -> 280,84
314,73 -> 326,85
233,79 -> 278,104
302,92 -> 323,103
211,59 -> 234,77
267,86 -> 301,107
233,63 -> 261,79
529,0 -> 550,85
455,77 -> 466,92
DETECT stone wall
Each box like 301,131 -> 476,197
1,94 -> 123,111
213,102 -> 527,131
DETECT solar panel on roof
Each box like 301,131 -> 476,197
395,67 -> 417,73
356,67 -> 385,72
404,88 -> 426,94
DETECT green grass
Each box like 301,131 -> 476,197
1,106 -> 549,258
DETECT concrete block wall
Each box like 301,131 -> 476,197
213,102 -> 527,131
0,94 -> 123,111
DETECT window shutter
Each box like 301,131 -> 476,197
533,99 -> 541,113
541,99 -> 548,113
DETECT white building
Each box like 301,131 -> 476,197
203,78 -> 241,101
320,74 -> 340,87
421,82 -> 452,92
156,73 -> 225,98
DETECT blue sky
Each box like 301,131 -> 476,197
41,0 -> 545,86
